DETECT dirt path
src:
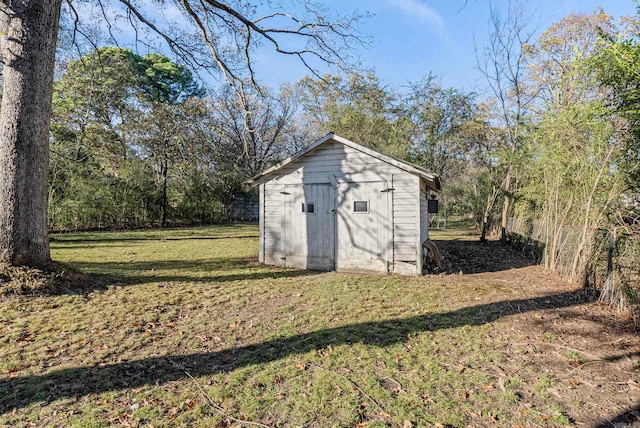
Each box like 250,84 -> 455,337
431,229 -> 640,427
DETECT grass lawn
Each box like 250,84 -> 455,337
1,223 -> 638,427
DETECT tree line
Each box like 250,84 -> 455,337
47,7 -> 640,252
48,46 -> 300,229
48,50 -> 493,231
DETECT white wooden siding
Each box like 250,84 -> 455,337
335,181 -> 391,271
269,142 -> 411,185
283,184 -> 335,270
259,184 -> 265,263
261,140 -> 423,274
263,182 -> 285,266
392,174 -> 418,267
418,179 -> 433,274
420,179 -> 429,243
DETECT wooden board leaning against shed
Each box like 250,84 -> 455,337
246,133 -> 441,275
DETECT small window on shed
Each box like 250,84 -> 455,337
353,201 -> 369,213
301,202 -> 315,214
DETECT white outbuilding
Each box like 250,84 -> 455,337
246,133 -> 441,275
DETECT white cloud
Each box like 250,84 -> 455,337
388,0 -> 446,36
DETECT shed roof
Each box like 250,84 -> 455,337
246,133 -> 441,191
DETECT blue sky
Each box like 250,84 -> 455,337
74,1 -> 638,93
250,0 -> 638,92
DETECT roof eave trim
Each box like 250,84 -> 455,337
245,133 -> 441,191
330,135 -> 441,189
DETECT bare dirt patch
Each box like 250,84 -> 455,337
432,229 -> 640,426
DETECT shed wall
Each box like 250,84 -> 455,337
419,178 -> 431,272
420,179 -> 430,243
263,181 -> 285,266
268,142 -> 410,184
261,141 -> 422,274
391,174 -> 418,262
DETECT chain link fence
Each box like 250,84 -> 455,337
507,217 -> 640,319
49,197 -> 258,232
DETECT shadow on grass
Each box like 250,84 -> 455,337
0,289 -> 596,413
594,403 -> 640,427
72,258 -> 321,286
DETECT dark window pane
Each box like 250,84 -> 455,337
354,201 -> 368,212
302,202 -> 315,213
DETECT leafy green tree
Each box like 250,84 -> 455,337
517,11 -> 627,279
591,13 -> 640,230
296,74 -> 412,159
50,47 -> 145,230
138,53 -> 204,104
134,53 -> 204,227
51,47 -> 204,229
52,47 -> 142,164
403,79 -> 489,224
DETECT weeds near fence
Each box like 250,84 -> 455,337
507,217 -> 640,319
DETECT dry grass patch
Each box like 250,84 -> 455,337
0,261 -> 90,296
0,223 -> 638,427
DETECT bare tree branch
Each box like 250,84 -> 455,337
60,0 -> 367,157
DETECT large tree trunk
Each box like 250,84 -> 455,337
481,186 -> 499,243
0,0 -> 62,268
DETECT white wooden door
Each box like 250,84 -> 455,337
284,184 -> 335,270
335,181 -> 391,272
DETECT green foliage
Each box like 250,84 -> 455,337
296,74 -> 412,158
403,79 -> 493,221
510,10 -> 631,282
49,47 -> 220,229
590,23 -> 640,198
296,74 -> 493,223
138,52 -> 204,103
50,47 -> 305,230
405,79 -> 486,176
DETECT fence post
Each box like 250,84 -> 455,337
602,229 -> 615,303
